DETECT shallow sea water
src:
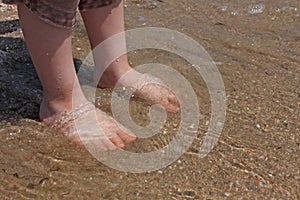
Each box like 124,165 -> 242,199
0,0 -> 299,199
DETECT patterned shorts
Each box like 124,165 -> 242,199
2,0 -> 118,28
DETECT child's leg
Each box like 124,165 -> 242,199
17,3 -> 135,149
17,4 -> 81,113
80,1 -> 180,113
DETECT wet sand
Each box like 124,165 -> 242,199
0,0 -> 299,199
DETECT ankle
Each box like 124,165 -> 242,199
39,97 -> 71,120
39,90 -> 87,121
97,64 -> 143,88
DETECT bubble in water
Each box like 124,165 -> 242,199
219,5 -> 227,12
231,11 -> 238,16
248,3 -> 264,15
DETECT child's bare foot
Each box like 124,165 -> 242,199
39,97 -> 136,150
80,2 -> 180,113
98,60 -> 181,113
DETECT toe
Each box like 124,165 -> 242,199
105,131 -> 126,148
115,123 -> 136,143
168,93 -> 181,106
117,130 -> 136,143
166,94 -> 181,113
165,104 -> 180,113
104,139 -> 119,150
159,93 -> 180,113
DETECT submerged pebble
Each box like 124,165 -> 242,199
138,15 -> 147,22
231,11 -> 238,16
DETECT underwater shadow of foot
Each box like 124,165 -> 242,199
0,19 -> 82,121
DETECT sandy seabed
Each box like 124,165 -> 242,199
0,0 -> 299,199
